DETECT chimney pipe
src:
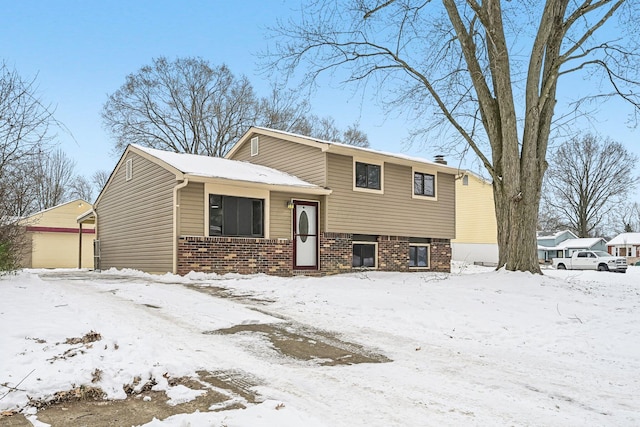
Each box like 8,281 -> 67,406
434,155 -> 447,165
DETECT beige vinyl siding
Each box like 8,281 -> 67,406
178,182 -> 205,236
96,152 -> 175,273
270,192 -> 324,239
270,192 -> 294,239
326,153 -> 455,238
453,174 -> 497,244
231,134 -> 326,186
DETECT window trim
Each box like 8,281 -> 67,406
411,167 -> 437,201
409,243 -> 431,269
353,158 -> 384,194
352,241 -> 378,269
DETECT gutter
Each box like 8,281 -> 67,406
172,178 -> 189,274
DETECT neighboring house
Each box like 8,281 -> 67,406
537,230 -> 607,263
606,232 -> 640,265
93,127 -> 458,276
20,199 -> 95,268
451,171 -> 498,265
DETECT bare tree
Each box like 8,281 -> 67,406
0,62 -> 57,271
269,1 -> 640,272
342,123 -> 369,147
103,57 -> 371,158
0,62 -> 54,177
33,149 -> 76,210
542,134 -> 638,237
91,169 -> 110,194
258,84 -> 312,132
69,175 -> 94,202
617,202 -> 640,233
103,57 -> 260,157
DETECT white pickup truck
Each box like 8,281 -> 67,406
552,250 -> 627,273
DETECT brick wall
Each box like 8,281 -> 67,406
319,232 -> 353,275
177,236 -> 293,276
177,234 -> 451,276
430,239 -> 452,272
378,236 -> 410,272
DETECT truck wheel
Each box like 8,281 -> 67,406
597,264 -> 609,272
557,264 -> 566,270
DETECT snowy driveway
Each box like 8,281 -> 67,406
1,266 -> 639,426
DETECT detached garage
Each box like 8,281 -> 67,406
20,199 -> 95,269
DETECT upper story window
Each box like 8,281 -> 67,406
209,194 -> 263,237
413,171 -> 435,198
355,161 -> 382,191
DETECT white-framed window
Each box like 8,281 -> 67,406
409,244 -> 430,269
251,136 -> 259,156
125,158 -> 133,181
353,158 -> 384,194
462,174 -> 469,186
352,241 -> 378,268
412,167 -> 437,200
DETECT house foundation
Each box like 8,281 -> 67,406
177,233 -> 451,276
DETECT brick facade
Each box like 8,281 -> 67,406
429,239 -> 452,273
319,232 -> 353,275
177,233 -> 451,276
377,235 -> 410,272
177,236 -> 293,276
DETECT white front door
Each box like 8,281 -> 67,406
293,201 -> 318,269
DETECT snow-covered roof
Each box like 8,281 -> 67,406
131,144 -> 325,190
537,230 -> 578,240
538,237 -> 605,251
607,232 -> 640,246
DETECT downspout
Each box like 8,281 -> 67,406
78,223 -> 83,269
172,178 -> 189,274
93,210 -> 99,271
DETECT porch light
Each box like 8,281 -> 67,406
287,201 -> 295,209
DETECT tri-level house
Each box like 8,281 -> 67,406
87,127 -> 458,276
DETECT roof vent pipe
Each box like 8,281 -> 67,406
434,155 -> 447,165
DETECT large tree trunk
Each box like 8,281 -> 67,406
493,137 -> 544,274
494,183 -> 542,273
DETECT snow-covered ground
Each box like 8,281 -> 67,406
1,263 -> 639,426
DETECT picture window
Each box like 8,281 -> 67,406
209,194 -> 263,237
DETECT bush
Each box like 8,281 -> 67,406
0,240 -> 16,273
0,223 -> 26,274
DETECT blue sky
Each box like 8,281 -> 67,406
2,0 -> 639,198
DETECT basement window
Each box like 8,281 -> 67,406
409,244 -> 430,269
353,242 -> 377,268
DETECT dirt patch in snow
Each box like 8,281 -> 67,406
207,322 -> 391,366
4,370 -> 262,427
